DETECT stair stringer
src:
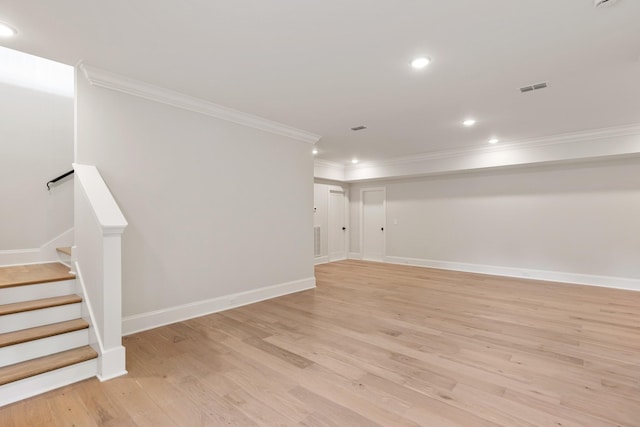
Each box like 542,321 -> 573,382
0,229 -> 74,267
73,260 -> 127,381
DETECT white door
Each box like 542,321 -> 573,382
328,189 -> 347,261
362,188 -> 385,261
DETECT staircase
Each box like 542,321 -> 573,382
0,261 -> 98,407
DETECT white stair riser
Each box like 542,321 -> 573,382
0,358 -> 97,407
0,280 -> 76,305
0,329 -> 89,368
0,304 -> 82,334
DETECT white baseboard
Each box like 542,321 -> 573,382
385,256 -> 640,292
316,256 -> 351,265
97,345 -> 127,382
122,276 -> 316,336
0,249 -> 41,267
348,252 -> 362,260
0,228 -> 74,267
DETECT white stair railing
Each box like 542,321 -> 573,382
73,163 -> 128,380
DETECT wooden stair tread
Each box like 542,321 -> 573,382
0,319 -> 89,348
0,346 -> 97,386
0,295 -> 82,316
56,247 -> 72,256
0,263 -> 75,289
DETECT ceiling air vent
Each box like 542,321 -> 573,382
351,125 -> 367,131
519,82 -> 548,93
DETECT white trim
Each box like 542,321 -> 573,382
39,228 -> 74,264
74,164 -> 127,234
314,256 -> 329,265
356,123 -> 640,169
79,64 -> 321,145
0,228 -> 74,267
348,252 -> 362,260
74,164 -> 127,381
122,276 -> 317,336
0,249 -> 40,267
97,346 -> 127,381
73,262 -> 104,359
360,187 -> 386,262
343,123 -> 640,181
385,256 -> 640,292
314,159 -> 346,181
74,261 -> 128,382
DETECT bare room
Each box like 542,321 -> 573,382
1,1 -> 639,425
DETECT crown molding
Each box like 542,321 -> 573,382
79,64 -> 321,145
353,123 -> 640,170
344,123 -> 640,181
314,159 -> 345,169
314,158 -> 346,181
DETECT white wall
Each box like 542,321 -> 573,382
350,158 -> 640,285
75,70 -> 315,330
0,82 -> 74,253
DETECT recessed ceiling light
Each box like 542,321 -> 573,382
488,138 -> 499,144
411,57 -> 431,69
312,148 -> 318,155
352,159 -> 359,164
0,23 -> 17,37
463,119 -> 476,127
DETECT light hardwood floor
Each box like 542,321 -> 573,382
2,260 -> 639,426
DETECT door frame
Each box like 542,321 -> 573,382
328,186 -> 349,262
360,187 -> 386,262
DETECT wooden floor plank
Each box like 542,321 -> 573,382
1,260 -> 639,425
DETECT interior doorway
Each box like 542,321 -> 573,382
328,189 -> 348,261
361,187 -> 385,262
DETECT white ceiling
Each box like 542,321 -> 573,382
1,0 -> 639,164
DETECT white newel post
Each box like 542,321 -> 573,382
98,227 -> 126,380
74,163 -> 128,381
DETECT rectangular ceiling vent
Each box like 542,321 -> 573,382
351,125 -> 367,131
520,82 -> 548,93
